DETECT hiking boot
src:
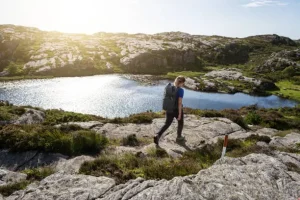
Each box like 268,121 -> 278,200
176,136 -> 185,143
154,136 -> 159,145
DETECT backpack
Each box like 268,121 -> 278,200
162,83 -> 178,113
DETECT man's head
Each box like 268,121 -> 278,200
174,76 -> 185,87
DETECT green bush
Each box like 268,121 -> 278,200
245,111 -> 262,125
122,134 -> 140,147
72,130 -> 108,155
59,124 -> 84,132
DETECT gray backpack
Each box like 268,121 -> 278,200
162,83 -> 178,112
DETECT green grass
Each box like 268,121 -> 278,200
274,130 -> 294,137
0,181 -> 30,197
269,80 -> 300,102
0,125 -> 108,156
107,111 -> 164,124
43,109 -> 102,125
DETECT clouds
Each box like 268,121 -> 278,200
243,0 -> 288,7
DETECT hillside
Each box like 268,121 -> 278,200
0,24 -> 300,100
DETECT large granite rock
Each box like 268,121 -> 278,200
7,154 -> 300,200
269,132 -> 300,149
0,169 -> 27,187
13,109 -> 45,125
6,173 -> 115,200
0,150 -> 67,171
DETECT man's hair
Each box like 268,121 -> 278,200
176,76 -> 186,83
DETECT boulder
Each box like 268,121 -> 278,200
0,150 -> 67,171
13,109 -> 45,125
55,156 -> 95,174
0,169 -> 27,187
184,77 -> 199,90
269,132 -> 300,149
9,154 -> 299,200
0,194 -> 3,200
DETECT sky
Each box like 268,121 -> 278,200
0,0 -> 299,39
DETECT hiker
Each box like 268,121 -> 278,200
154,76 -> 186,145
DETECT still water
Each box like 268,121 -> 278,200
0,75 -> 297,118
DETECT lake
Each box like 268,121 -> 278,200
0,75 -> 297,118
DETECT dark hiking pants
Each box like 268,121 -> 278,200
156,110 -> 183,138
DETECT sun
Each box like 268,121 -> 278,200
47,0 -> 137,34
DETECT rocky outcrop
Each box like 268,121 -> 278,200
0,169 -> 27,187
256,49 -> 300,73
6,154 -> 300,200
0,150 -> 67,171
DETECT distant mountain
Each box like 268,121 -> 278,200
0,24 -> 299,76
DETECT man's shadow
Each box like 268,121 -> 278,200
155,138 -> 192,152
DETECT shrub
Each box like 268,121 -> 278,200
245,111 -> 262,125
221,109 -> 248,129
122,134 -> 140,147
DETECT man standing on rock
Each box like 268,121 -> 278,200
154,76 -> 186,145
